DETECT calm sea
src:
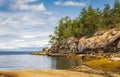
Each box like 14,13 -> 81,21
0,51 -> 81,70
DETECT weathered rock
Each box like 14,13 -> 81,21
49,29 -> 120,54
94,31 -> 105,36
78,29 -> 120,53
50,37 -> 78,54
70,65 -> 120,77
117,41 -> 120,48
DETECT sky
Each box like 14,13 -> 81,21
0,0 -> 115,51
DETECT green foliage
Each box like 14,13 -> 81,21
103,4 -> 112,29
49,0 -> 120,45
112,0 -> 120,24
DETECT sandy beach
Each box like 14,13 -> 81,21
0,69 -> 107,77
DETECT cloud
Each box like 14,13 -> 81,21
0,32 -> 50,50
0,11 -> 58,50
0,0 -> 3,6
10,0 -> 46,11
0,39 -> 49,49
54,0 -> 86,7
0,0 -> 59,50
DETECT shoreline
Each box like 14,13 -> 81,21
30,52 -> 120,75
0,59 -> 119,77
0,54 -> 120,77
0,65 -> 120,77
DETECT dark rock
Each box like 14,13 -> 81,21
117,41 -> 120,48
50,37 -> 79,54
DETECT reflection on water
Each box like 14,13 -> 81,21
0,53 -> 81,70
55,57 -> 81,69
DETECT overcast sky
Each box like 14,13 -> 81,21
0,0 -> 115,51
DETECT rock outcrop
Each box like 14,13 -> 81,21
78,29 -> 120,53
31,47 -> 50,55
51,37 -> 78,54
70,64 -> 120,77
50,29 -> 120,54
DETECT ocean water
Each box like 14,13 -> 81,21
0,51 -> 81,70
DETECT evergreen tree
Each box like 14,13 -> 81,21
49,0 -> 120,45
112,0 -> 120,25
103,4 -> 112,29
80,5 -> 98,37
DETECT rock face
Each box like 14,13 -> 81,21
78,30 -> 120,52
78,29 -> 120,53
51,37 -> 78,54
50,29 -> 120,54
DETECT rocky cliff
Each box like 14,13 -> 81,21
50,29 -> 120,54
